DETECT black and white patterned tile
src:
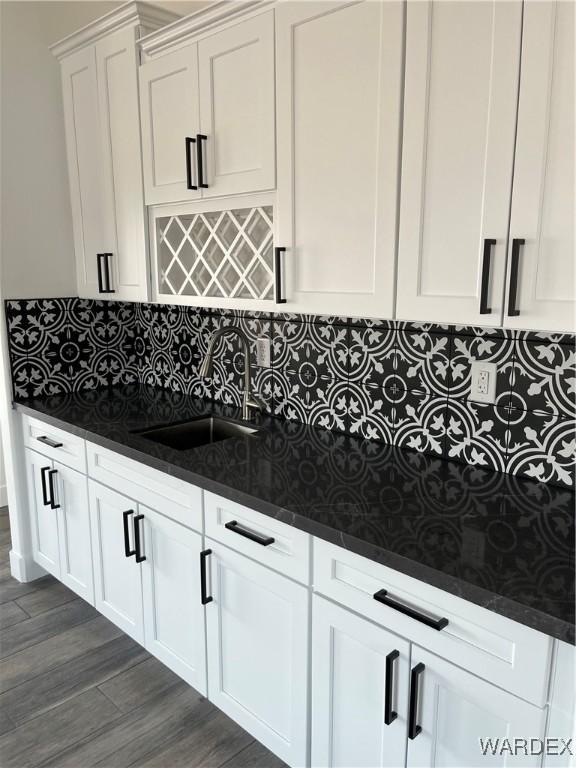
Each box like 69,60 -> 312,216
511,339 -> 575,418
272,318 -> 348,381
348,325 -> 396,388
273,369 -> 348,433
395,328 -> 451,396
348,382 -> 395,443
445,400 -> 509,473
394,391 -> 447,456
506,409 -> 576,489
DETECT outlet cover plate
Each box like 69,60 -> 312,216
470,361 -> 497,404
256,337 -> 271,368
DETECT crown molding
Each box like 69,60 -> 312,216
138,0 -> 273,58
51,1 -> 180,60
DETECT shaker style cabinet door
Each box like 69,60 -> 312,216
94,27 -> 149,302
276,0 -> 403,317
406,647 -> 546,768
504,0 -> 575,333
139,45 -> 201,205
26,450 -> 60,579
60,46 -> 112,299
205,543 -> 309,766
53,461 -> 93,605
311,596 -> 410,768
88,481 -> 144,643
140,506 -> 207,695
198,12 -> 275,198
396,1 -> 522,326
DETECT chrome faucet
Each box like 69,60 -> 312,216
199,327 -> 265,420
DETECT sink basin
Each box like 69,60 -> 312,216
135,416 -> 259,451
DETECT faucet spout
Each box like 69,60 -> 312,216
199,326 -> 264,420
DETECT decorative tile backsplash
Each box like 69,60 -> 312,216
5,298 -> 576,489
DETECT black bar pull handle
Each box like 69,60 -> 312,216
409,663 -> 425,740
40,466 -> 51,507
37,435 -> 63,449
385,650 -> 399,726
275,247 -> 287,304
196,134 -> 208,188
103,253 -> 115,294
200,548 -> 213,605
479,238 -> 496,314
97,253 -> 105,293
122,510 -> 136,558
373,589 -> 448,631
507,238 -> 524,317
48,470 -> 60,510
224,520 -> 275,547
97,253 -> 115,294
134,514 -> 146,563
185,136 -> 197,190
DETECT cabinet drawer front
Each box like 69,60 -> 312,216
204,492 -> 310,584
87,443 -> 202,533
314,540 -> 552,706
23,416 -> 86,473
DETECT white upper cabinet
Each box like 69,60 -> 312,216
139,45 -> 201,205
139,11 -> 275,205
54,3 -> 178,301
396,1 -> 522,326
276,1 -> 403,317
60,46 -> 111,299
504,0 -> 575,333
198,12 -> 275,198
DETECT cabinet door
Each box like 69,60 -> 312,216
396,1 -> 522,326
60,46 -> 112,299
95,28 -> 149,302
139,46 -> 201,205
26,451 -> 60,578
312,595 -> 409,768
88,481 -> 144,643
198,12 -> 275,198
205,543 -> 308,766
505,1 -> 575,333
53,462 -> 94,605
141,507 -> 207,694
406,647 -> 546,768
276,0 -> 403,317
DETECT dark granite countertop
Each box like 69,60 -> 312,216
14,384 -> 575,644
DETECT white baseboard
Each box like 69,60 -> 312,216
9,549 -> 47,583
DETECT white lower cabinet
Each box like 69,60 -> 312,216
27,450 -> 61,579
88,481 -> 207,694
53,461 -> 94,604
406,647 -> 546,768
204,541 -> 309,766
312,595 -> 410,768
89,481 -> 145,642
26,448 -> 93,603
141,505 -> 207,693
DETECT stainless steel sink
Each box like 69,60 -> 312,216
135,417 -> 259,451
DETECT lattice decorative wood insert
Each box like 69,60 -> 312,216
157,206 -> 274,300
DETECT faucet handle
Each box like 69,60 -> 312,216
243,392 -> 265,416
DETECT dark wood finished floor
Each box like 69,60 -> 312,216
0,507 -> 287,768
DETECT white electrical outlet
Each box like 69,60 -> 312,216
256,337 -> 271,368
470,361 -> 497,404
